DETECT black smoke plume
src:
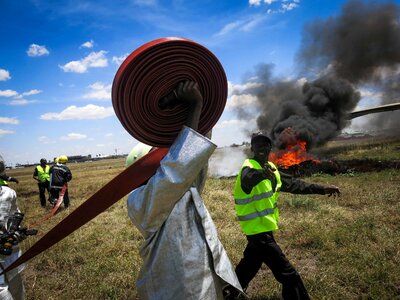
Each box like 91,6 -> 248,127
247,64 -> 360,149
298,0 -> 400,84
235,0 -> 400,149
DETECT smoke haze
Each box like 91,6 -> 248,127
234,0 -> 400,149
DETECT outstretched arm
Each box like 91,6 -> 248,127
280,172 -> 340,197
0,174 -> 18,184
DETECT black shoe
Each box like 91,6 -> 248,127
223,286 -> 240,300
223,286 -> 249,300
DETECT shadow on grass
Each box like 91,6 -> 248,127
249,296 -> 281,300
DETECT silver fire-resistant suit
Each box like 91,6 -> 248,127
127,126 -> 242,299
0,186 -> 25,300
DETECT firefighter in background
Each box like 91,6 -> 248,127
0,157 -> 18,187
49,155 -> 72,208
227,132 -> 340,300
0,155 -> 25,300
33,158 -> 50,208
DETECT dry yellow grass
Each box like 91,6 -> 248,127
4,137 -> 400,299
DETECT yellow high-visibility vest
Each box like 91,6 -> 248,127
0,178 -> 8,186
233,159 -> 282,235
36,165 -> 50,183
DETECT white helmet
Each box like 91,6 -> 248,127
126,143 -> 153,167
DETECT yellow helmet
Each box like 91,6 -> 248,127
58,155 -> 68,163
126,143 -> 152,167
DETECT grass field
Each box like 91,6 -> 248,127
6,136 -> 400,300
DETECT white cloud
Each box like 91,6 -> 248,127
81,40 -> 94,48
0,89 -> 18,97
0,117 -> 19,125
215,21 -> 244,36
9,99 -> 36,105
27,44 -> 50,57
250,0 -> 300,13
242,14 -> 267,32
59,51 -> 108,73
249,0 -> 262,6
282,2 -> 299,11
228,81 -> 263,97
14,89 -> 42,99
38,136 -> 53,144
215,13 -> 268,36
359,88 -> 382,100
40,104 -> 115,120
0,69 -> 11,81
82,82 -> 111,100
105,133 -> 113,138
296,77 -> 307,87
112,53 -> 129,66
214,118 -> 257,129
249,0 -> 276,6
60,133 -> 87,141
0,129 -> 14,136
226,94 -> 258,109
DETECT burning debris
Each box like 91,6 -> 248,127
269,128 -> 318,168
280,159 -> 400,178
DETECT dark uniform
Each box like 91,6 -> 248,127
49,163 -> 72,208
227,131 -> 340,300
235,168 -> 330,299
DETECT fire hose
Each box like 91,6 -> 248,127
112,37 -> 227,145
1,37 -> 227,275
27,184 -> 68,229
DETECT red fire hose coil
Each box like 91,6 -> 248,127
112,37 -> 228,147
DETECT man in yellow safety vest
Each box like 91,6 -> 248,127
227,132 -> 340,300
33,158 -> 50,208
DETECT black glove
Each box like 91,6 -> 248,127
14,230 -> 27,242
261,164 -> 276,181
324,185 -> 340,197
9,177 -> 19,184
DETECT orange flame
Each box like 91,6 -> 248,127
270,140 -> 316,168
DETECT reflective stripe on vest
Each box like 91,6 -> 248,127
0,178 -> 8,186
36,165 -> 50,183
233,159 -> 282,235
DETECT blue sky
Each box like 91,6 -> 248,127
0,0 -> 394,166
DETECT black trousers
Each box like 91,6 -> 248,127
37,181 -> 50,207
236,232 -> 310,300
50,188 -> 70,208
